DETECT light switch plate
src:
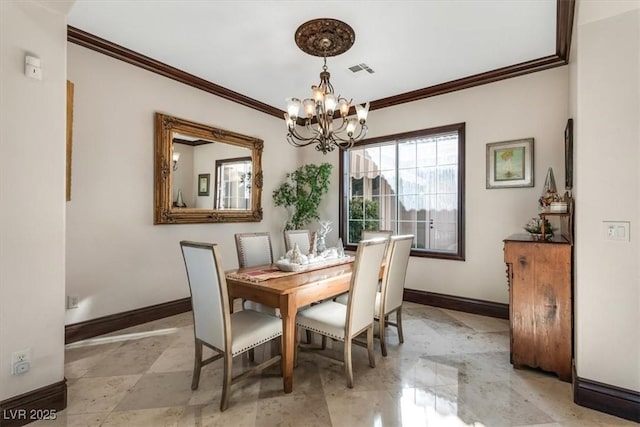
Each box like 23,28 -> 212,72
603,221 -> 630,241
67,295 -> 80,309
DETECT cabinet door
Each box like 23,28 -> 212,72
505,242 -> 572,380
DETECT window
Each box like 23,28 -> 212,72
214,157 -> 252,210
340,123 -> 465,260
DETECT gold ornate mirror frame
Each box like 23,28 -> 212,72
154,112 -> 263,224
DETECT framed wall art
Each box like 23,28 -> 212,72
198,173 -> 210,196
486,138 -> 534,189
564,118 -> 573,191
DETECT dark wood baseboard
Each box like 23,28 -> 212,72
65,297 -> 192,344
403,289 -> 509,319
573,365 -> 640,423
0,380 -> 66,427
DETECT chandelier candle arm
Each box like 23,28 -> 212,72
285,18 -> 370,154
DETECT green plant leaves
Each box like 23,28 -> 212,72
273,163 -> 333,230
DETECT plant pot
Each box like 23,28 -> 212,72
529,233 -> 552,240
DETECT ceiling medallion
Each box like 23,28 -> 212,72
285,18 -> 369,154
294,18 -> 356,57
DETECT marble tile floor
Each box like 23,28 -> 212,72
32,302 -> 636,427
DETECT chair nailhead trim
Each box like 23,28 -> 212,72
232,332 -> 282,356
297,326 -> 343,341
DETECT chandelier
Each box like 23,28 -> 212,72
285,18 -> 369,154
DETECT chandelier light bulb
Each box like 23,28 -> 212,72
283,112 -> 294,128
303,99 -> 316,118
324,94 -> 337,115
286,98 -> 301,120
356,102 -> 370,123
346,118 -> 357,136
312,86 -> 324,102
338,99 -> 350,117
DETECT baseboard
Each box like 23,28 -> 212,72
403,289 -> 509,319
0,380 -> 66,427
65,297 -> 192,344
573,365 -> 640,423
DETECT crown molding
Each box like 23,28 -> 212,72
67,0 -> 575,117
67,26 -> 283,119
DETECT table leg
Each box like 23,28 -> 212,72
280,294 -> 296,393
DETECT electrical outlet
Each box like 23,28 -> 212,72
67,295 -> 80,309
11,349 -> 31,375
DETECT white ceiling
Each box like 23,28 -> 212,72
67,1 -> 557,112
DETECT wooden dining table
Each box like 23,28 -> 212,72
225,258 -> 355,393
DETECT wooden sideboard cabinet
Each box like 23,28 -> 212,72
503,234 -> 572,381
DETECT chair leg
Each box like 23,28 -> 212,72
367,326 -> 376,368
191,340 -> 203,390
306,330 -> 313,344
294,327 -> 300,368
379,315 -> 388,357
344,337 -> 354,388
220,353 -> 233,411
248,348 -> 255,362
280,335 -> 285,375
396,307 -> 404,344
321,335 -> 327,350
270,336 -> 281,357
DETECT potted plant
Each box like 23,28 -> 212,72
272,163 -> 333,230
524,217 -> 554,239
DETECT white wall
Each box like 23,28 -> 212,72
65,43 -> 294,323
304,67 -> 569,304
0,0 -> 68,401
573,1 -> 640,392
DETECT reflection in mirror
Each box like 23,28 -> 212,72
172,135 -> 251,210
154,112 -> 263,224
214,157 -> 252,209
171,133 -> 216,209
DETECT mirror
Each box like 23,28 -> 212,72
154,112 -> 263,224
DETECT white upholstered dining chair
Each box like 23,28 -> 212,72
295,238 -> 387,387
335,234 -> 413,356
362,229 -> 393,259
361,229 -> 393,241
180,241 -> 282,411
283,229 -> 312,255
375,234 -> 413,356
234,232 -> 278,314
234,232 -> 274,268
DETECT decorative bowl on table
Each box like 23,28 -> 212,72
276,245 -> 351,272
